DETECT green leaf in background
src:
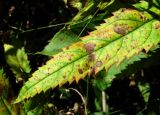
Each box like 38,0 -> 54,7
133,0 -> 160,16
68,0 -> 123,30
66,0 -> 83,10
0,69 -> 9,98
23,94 -> 46,114
16,9 -> 160,103
0,69 -> 19,115
104,53 -> 148,87
4,45 -> 31,81
40,29 -> 81,56
0,69 -> 10,115
138,83 -> 150,103
0,97 -> 12,115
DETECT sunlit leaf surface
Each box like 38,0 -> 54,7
16,9 -> 160,103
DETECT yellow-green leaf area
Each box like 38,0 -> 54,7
16,9 -> 160,103
4,45 -> 31,79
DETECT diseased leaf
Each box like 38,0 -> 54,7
106,52 -> 148,77
93,52 -> 148,90
16,9 -> 160,103
93,51 -> 154,92
4,45 -> 31,80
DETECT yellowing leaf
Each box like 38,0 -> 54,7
16,9 -> 160,103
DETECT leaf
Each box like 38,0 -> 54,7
106,52 -> 147,77
0,69 -> 20,115
40,0 -> 116,57
138,83 -> 150,103
0,69 -> 9,98
0,97 -> 12,115
40,29 -> 81,56
0,97 -> 23,115
67,0 -> 83,10
16,9 -> 160,103
4,45 -> 31,80
69,0 -> 123,30
71,0 -> 98,22
24,94 -> 46,113
93,52 -> 148,91
133,0 -> 160,16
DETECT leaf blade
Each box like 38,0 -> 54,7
16,9 -> 160,103
40,29 -> 81,56
4,46 -> 31,80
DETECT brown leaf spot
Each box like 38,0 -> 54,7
115,15 -> 119,19
96,61 -> 103,67
140,13 -> 146,21
60,38 -> 65,41
85,63 -> 89,67
84,42 -> 96,54
121,8 -> 126,12
73,76 -> 76,81
88,53 -> 95,62
66,46 -> 69,50
63,76 -> 66,79
114,24 -> 126,35
154,23 -> 160,30
78,68 -> 83,74
47,68 -> 51,74
106,54 -> 109,60
88,66 -> 96,76
68,57 -> 72,61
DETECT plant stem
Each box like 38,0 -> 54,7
69,88 -> 87,115
102,91 -> 106,113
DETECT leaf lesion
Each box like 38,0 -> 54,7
114,24 -> 127,35
15,9 -> 160,103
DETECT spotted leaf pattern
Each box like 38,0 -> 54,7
16,9 -> 160,103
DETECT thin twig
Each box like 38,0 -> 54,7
10,7 -> 99,34
137,106 -> 147,114
21,22 -> 70,33
8,25 -> 24,32
77,8 -> 99,38
69,88 -> 87,115
102,91 -> 106,113
108,109 -> 121,114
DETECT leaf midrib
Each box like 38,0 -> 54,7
19,19 -> 154,99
